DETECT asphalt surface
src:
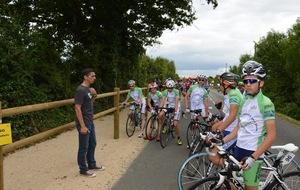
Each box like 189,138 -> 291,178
111,89 -> 300,190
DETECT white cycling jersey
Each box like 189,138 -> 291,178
237,91 -> 275,152
148,91 -> 163,107
162,88 -> 180,108
188,84 -> 208,117
126,87 -> 146,105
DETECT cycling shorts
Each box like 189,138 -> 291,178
233,146 -> 263,187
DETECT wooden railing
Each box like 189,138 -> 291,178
0,87 -> 147,190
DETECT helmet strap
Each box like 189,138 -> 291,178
222,83 -> 229,95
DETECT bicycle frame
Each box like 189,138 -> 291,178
130,103 -> 141,125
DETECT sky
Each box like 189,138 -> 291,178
146,0 -> 300,78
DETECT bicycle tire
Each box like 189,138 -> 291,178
177,152 -> 222,190
265,171 -> 300,190
186,174 -> 231,190
125,115 -> 135,137
145,115 -> 159,140
160,118 -> 170,148
186,122 -> 201,149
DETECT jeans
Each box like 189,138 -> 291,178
76,123 -> 97,173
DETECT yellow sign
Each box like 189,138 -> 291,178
0,123 -> 12,146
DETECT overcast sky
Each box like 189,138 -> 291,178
146,0 -> 300,78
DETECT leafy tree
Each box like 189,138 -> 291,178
253,30 -> 288,105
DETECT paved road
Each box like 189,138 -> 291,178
111,89 -> 300,190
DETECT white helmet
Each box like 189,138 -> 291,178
241,61 -> 266,79
128,80 -> 135,86
166,80 -> 175,88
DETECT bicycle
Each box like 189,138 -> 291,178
123,103 -> 143,137
177,132 -> 300,190
159,107 -> 176,148
185,140 -> 300,190
144,106 -> 159,140
182,110 -> 214,155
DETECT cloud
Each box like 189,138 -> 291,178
146,0 -> 300,77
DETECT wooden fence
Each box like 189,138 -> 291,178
0,87 -> 147,190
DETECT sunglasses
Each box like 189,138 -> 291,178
129,85 -> 134,87
199,79 -> 206,82
243,78 -> 260,85
167,87 -> 174,89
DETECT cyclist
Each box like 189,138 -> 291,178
157,79 -> 183,145
120,80 -> 147,138
147,82 -> 163,112
221,60 -> 276,190
145,82 -> 163,139
212,72 -> 242,152
184,75 -> 209,121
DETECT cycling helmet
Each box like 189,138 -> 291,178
164,77 -> 172,84
198,75 -> 207,81
219,72 -> 239,86
166,80 -> 175,88
128,80 -> 136,86
148,82 -> 158,89
241,60 -> 266,79
238,81 -> 244,86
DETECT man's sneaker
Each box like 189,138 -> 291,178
178,139 -> 183,146
89,165 -> 105,171
80,170 -> 96,178
138,132 -> 143,138
143,135 -> 148,140
156,136 -> 161,141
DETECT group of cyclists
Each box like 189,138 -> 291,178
121,60 -> 277,190
121,74 -> 212,145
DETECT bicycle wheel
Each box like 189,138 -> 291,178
177,152 -> 222,190
160,119 -> 170,148
186,174 -> 231,190
266,171 -> 300,190
125,115 -> 135,137
145,115 -> 159,140
186,122 -> 201,149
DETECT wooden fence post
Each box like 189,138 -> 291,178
0,101 -> 4,190
114,88 -> 120,139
